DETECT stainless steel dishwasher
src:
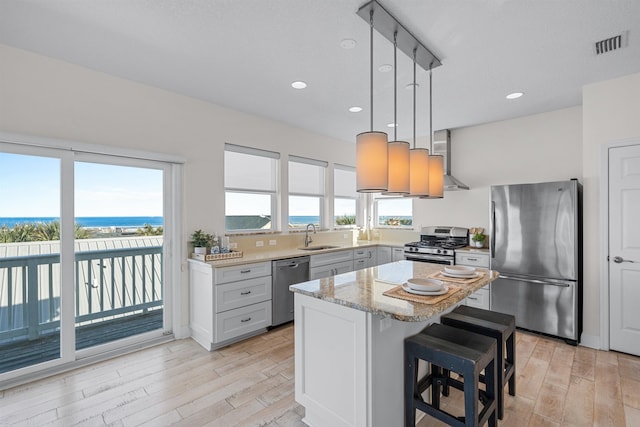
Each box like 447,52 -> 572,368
272,256 -> 310,326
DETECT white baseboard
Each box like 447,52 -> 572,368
175,325 -> 192,340
580,333 -> 601,349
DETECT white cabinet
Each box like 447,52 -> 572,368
354,247 -> 377,270
392,247 -> 405,262
189,260 -> 272,351
455,250 -> 491,310
310,249 -> 354,280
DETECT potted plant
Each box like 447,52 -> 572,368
471,232 -> 486,248
191,229 -> 212,254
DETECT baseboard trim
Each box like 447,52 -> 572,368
580,333 -> 601,349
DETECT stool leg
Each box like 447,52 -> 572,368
463,366 -> 479,427
485,357 -> 497,427
405,349 -> 416,427
496,339 -> 505,419
431,365 -> 441,409
441,368 -> 450,397
507,332 -> 516,396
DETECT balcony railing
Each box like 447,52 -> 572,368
0,246 -> 163,344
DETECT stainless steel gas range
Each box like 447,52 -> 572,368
404,226 -> 469,265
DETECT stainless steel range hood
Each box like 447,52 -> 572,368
432,129 -> 469,191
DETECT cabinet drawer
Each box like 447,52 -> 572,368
455,253 -> 489,268
214,261 -> 271,284
354,257 -> 375,270
215,301 -> 272,343
215,276 -> 272,313
353,248 -> 374,260
310,260 -> 353,280
310,249 -> 353,268
464,287 -> 490,310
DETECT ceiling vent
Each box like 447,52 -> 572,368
594,31 -> 628,55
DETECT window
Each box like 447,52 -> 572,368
334,165 -> 358,227
224,144 -> 279,231
374,195 -> 413,227
288,156 -> 326,229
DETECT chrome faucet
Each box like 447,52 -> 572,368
304,223 -> 317,247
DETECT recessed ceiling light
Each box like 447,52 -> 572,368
340,39 -> 357,49
378,64 -> 392,72
349,106 -> 363,113
406,83 -> 420,90
387,122 -> 398,128
506,92 -> 524,99
291,81 -> 307,89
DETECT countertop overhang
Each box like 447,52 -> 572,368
290,260 -> 498,322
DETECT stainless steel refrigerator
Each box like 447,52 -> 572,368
490,180 -> 582,344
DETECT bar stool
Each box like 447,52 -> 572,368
441,305 -> 516,419
404,323 -> 497,427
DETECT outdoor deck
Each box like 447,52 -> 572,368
1,237 -> 165,375
0,309 -> 163,374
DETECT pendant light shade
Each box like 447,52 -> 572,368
385,140 -> 410,194
409,147 -> 430,196
427,154 -> 444,198
356,131 -> 389,192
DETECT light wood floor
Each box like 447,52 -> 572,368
1,324 -> 639,426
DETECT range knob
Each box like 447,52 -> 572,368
436,249 -> 442,254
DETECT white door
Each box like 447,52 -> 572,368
609,143 -> 640,356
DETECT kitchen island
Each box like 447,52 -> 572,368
290,260 -> 498,427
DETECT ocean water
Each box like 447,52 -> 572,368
0,217 -> 164,228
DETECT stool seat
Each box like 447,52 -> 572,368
441,305 -> 516,420
405,323 -> 497,427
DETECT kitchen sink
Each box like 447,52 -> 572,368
298,245 -> 339,251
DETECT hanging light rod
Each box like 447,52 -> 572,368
356,0 -> 441,72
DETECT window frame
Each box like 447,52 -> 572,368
333,164 -> 359,229
287,155 -> 327,230
224,144 -> 279,233
372,194 -> 414,229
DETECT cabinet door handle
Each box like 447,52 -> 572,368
240,269 -> 251,274
241,317 -> 252,323
240,290 -> 251,295
466,258 -> 478,262
468,297 -> 478,301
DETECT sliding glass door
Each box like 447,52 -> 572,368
73,157 -> 166,353
0,148 -> 66,374
0,142 -> 176,381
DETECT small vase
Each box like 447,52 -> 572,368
194,246 -> 207,255
472,240 -> 484,248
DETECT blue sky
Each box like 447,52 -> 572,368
0,153 -> 163,217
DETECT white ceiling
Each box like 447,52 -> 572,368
1,0 -> 639,144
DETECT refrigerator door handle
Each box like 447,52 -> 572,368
490,201 -> 496,257
499,274 -> 572,287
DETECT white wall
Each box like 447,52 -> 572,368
583,72 -> 640,346
413,106 -> 583,232
0,43 -> 356,328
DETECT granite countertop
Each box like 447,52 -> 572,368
289,260 -> 499,322
188,240 -> 405,268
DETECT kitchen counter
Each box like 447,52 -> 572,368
190,239 -> 404,267
291,260 -> 499,427
290,260 -> 497,321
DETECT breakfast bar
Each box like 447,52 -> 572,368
290,260 -> 499,427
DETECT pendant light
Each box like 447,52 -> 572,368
424,67 -> 444,199
384,31 -> 410,195
408,49 -> 430,197
356,9 -> 388,193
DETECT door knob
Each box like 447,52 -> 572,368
613,256 -> 636,263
